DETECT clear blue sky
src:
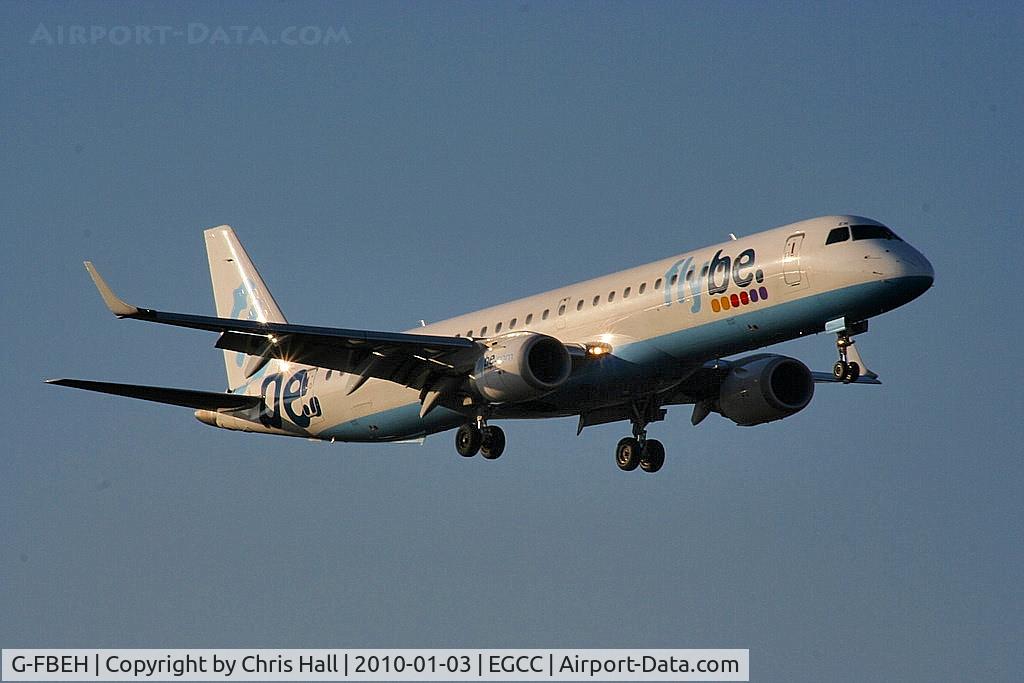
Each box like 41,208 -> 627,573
2,2 -> 1021,680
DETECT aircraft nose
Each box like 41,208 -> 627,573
880,244 -> 933,304
902,247 -> 935,283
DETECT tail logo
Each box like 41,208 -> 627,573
230,284 -> 253,320
230,284 -> 258,367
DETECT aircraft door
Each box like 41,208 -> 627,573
783,233 -> 805,286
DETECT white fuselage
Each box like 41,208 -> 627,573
207,215 -> 932,441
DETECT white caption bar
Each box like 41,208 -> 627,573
2,649 -> 748,681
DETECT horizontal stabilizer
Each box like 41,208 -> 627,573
46,378 -> 261,410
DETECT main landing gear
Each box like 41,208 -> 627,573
615,404 -> 666,473
455,419 -> 505,460
615,436 -> 665,473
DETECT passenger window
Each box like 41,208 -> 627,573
525,313 -> 533,324
655,278 -> 663,290
467,330 -> 473,337
326,370 -> 333,380
542,309 -> 550,320
670,273 -> 678,286
826,226 -> 849,245
608,291 -> 616,302
510,317 -> 517,329
624,286 -> 631,298
639,282 -> 647,294
481,326 -> 488,336
593,295 -> 600,306
577,299 -> 584,311
495,322 -> 503,333
558,304 -> 566,316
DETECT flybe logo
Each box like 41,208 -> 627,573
663,248 -> 769,314
260,367 -> 323,430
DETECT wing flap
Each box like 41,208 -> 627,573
46,379 -> 262,410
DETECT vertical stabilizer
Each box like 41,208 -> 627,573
204,226 -> 287,390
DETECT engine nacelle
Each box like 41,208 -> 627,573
717,354 -> 814,426
471,332 -> 572,403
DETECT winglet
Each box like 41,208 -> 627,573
84,261 -> 139,317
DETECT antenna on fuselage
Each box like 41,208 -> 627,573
729,233 -> 738,241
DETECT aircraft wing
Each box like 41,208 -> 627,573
84,262 -> 480,392
45,379 -> 261,410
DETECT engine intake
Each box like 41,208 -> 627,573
717,354 -> 814,426
471,332 -> 572,403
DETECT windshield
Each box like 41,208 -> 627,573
851,224 -> 902,241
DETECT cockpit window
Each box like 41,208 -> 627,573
851,224 -> 902,241
825,227 -> 849,245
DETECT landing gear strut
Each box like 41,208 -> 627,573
615,401 -> 666,473
455,418 -> 505,460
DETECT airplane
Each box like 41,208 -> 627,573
48,215 -> 933,473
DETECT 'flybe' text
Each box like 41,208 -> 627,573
664,248 -> 766,314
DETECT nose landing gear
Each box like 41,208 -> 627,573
833,331 -> 861,383
827,319 -> 880,384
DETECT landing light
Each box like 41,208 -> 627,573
586,342 -> 612,357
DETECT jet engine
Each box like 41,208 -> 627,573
717,354 -> 814,426
471,332 -> 572,403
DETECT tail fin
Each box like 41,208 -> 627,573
204,226 -> 287,390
